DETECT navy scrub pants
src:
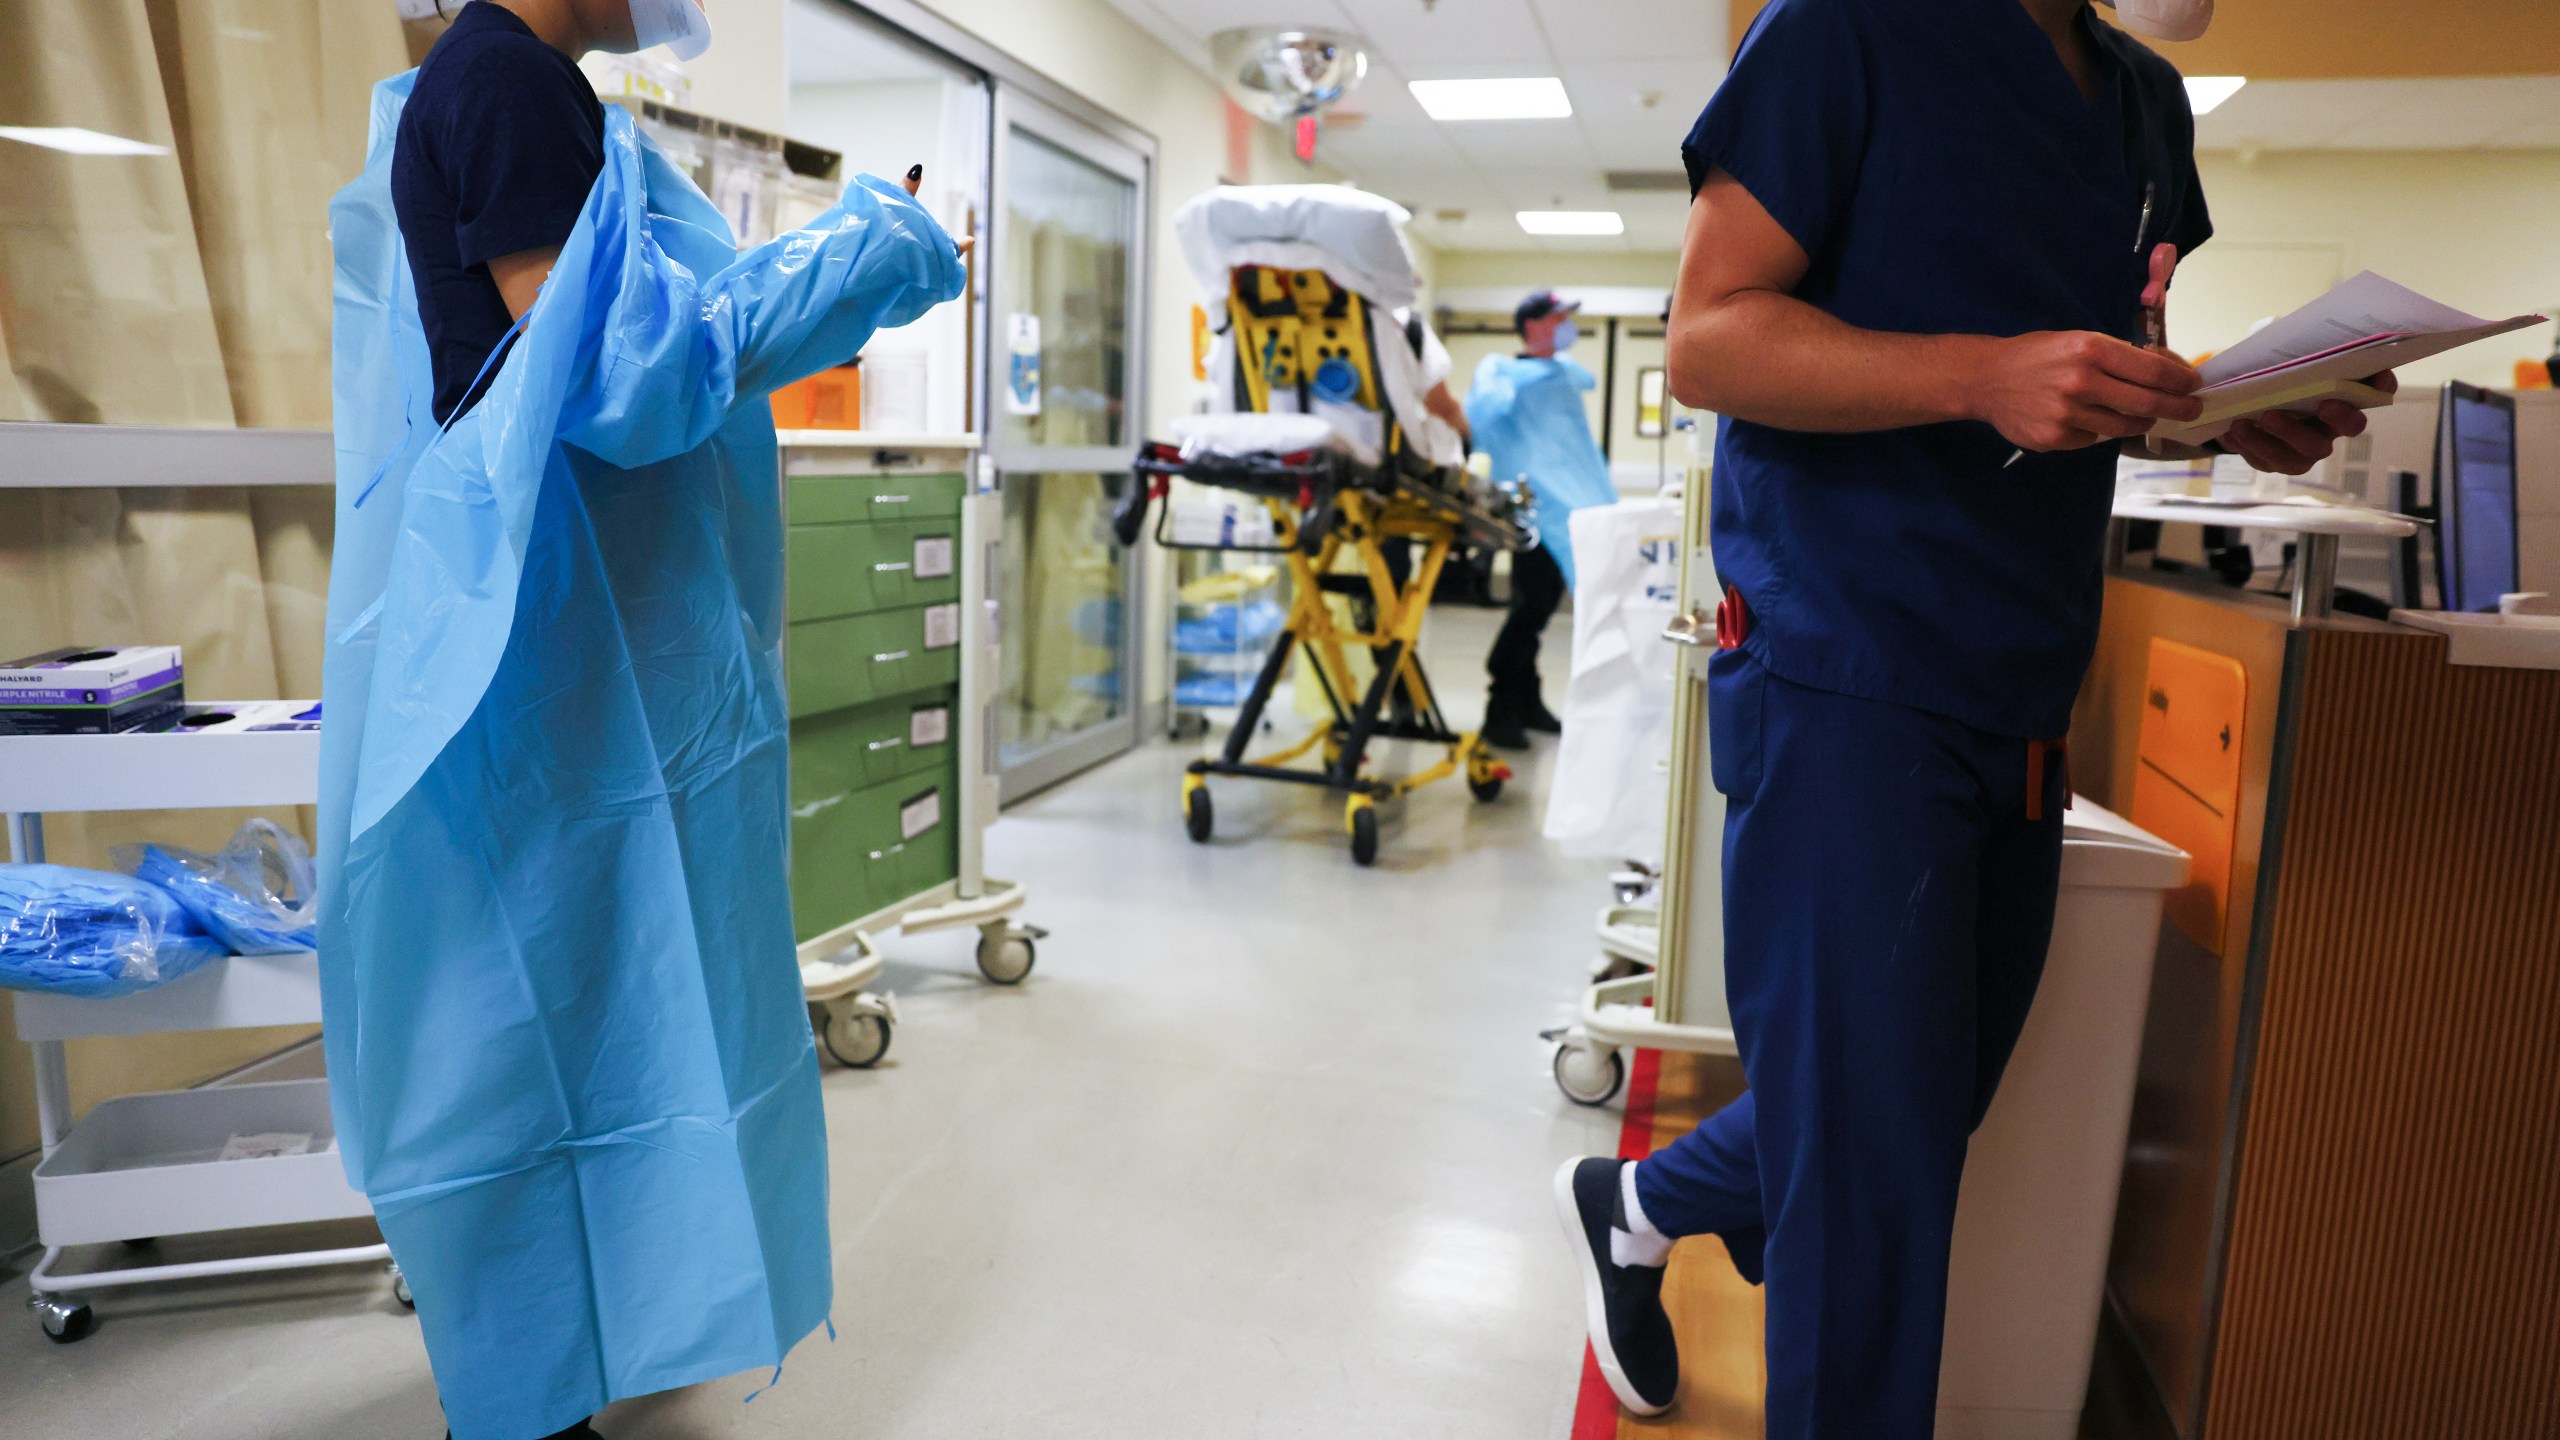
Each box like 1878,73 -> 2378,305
1632,645 -> 2067,1440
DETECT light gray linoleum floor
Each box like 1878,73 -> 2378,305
1,604 -> 1627,1440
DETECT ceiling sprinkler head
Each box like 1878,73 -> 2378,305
1209,26 -> 1370,125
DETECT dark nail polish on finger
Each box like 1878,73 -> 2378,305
907,164 -> 923,182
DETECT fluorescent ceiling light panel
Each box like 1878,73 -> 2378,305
0,126 -> 170,156
1409,77 -> 1572,121
2184,76 -> 2246,116
1516,210 -> 1624,236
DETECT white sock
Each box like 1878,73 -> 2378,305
1611,1160 -> 1674,1268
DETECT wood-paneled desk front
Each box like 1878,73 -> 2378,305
2072,560 -> 2560,1440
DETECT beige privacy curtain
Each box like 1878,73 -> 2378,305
0,1 -> 407,1158
0,0 -> 407,847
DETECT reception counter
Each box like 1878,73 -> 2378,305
2070,566 -> 2560,1439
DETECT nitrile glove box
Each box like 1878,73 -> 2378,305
0,646 -> 186,736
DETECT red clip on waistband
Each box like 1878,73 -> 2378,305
2026,738 -> 2069,822
1714,584 -> 1750,651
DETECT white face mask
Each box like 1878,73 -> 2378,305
1550,318 -> 1580,353
629,0 -> 713,59
2099,0 -> 2213,43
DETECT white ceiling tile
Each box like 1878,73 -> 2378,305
1438,120 -> 1596,169
1577,117 -> 1696,171
1329,0 -> 1555,71
1526,0 -> 1723,62
1562,58 -> 1723,128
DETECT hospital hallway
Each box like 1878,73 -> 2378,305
0,606 -> 1695,1440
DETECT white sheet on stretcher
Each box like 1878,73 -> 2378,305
1175,185 -> 1420,313
1171,411 -> 1381,467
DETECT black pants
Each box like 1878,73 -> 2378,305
1486,542 -> 1565,714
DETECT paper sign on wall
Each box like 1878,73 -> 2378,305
1005,312 -> 1043,416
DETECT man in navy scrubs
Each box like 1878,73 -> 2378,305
1553,1 -> 2387,1433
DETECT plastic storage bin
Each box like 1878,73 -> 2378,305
1937,798 -> 2190,1440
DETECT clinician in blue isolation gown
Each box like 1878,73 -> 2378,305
1549,1 -> 2388,1437
1464,290 -> 1619,750
318,4 -> 967,1437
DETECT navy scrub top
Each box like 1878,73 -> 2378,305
1686,0 -> 2211,740
392,2 -> 606,424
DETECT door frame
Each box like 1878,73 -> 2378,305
984,84 -> 1153,801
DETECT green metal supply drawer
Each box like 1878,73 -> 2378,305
786,470 -> 965,526
789,756 -> 959,943
787,517 -> 960,622
785,603 -> 961,718
791,691 -> 955,796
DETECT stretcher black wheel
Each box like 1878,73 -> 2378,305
1468,774 -> 1505,803
1348,803 -> 1380,867
1184,784 -> 1214,843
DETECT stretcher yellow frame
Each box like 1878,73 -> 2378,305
1180,486 -> 1510,867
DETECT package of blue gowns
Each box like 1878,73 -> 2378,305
320,71 -> 965,1440
116,818 -> 318,956
1462,353 -> 1622,586
0,864 -> 229,998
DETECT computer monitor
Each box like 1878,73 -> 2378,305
2435,382 -> 2519,613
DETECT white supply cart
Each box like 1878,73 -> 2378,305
1552,434 -> 1738,1105
3,702 -> 402,1343
780,433 -> 1042,1068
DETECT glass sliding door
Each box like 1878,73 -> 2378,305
987,88 -> 1148,799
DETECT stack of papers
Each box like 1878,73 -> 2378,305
2149,273 -> 2544,447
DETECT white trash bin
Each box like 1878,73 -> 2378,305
1938,797 -> 2189,1440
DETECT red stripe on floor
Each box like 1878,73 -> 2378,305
1571,1047 -> 1665,1440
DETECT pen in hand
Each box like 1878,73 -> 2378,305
2002,240 -> 2183,469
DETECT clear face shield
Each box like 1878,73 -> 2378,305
627,0 -> 713,59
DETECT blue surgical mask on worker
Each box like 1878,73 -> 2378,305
629,0 -> 712,59
2097,0 -> 2212,41
1550,319 -> 1579,354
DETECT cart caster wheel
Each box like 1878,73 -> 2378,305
976,928 -> 1036,986
1553,1043 -> 1626,1107
822,1010 -> 892,1068
1347,800 -> 1380,867
1183,782 -> 1213,843
390,1265 -> 415,1310
34,1298 -> 94,1344
1468,774 -> 1505,802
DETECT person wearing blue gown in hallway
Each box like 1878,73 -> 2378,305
319,3 -> 968,1437
1464,290 -> 1620,751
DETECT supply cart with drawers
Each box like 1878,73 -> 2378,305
780,432 -> 1041,1068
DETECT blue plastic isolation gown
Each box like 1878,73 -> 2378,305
319,73 -> 965,1440
1462,353 -> 1620,587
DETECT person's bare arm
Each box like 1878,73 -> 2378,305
1666,168 -> 2206,452
1423,380 -> 1471,444
488,244 -> 561,321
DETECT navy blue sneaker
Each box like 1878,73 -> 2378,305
1554,1156 -> 1680,1416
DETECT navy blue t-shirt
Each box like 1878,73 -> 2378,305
392,3 -> 605,423
1686,0 -> 2210,739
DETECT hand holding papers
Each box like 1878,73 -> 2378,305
2148,273 -> 2545,448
